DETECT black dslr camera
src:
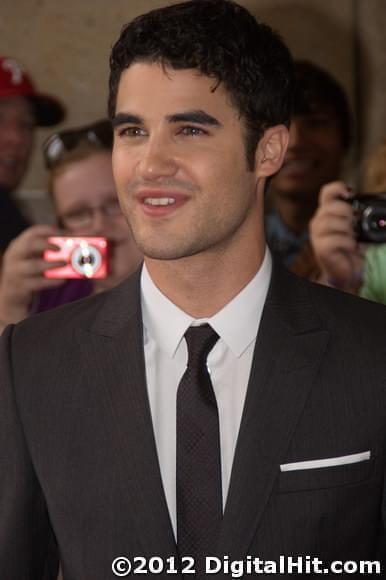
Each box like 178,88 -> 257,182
348,194 -> 386,243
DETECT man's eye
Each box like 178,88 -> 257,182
306,116 -> 332,128
179,126 -> 206,136
66,209 -> 89,220
118,127 -> 147,137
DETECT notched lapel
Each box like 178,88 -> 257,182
78,269 -> 177,558
218,265 -> 330,560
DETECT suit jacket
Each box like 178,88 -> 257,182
1,263 -> 386,579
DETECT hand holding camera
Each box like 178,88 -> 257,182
0,228 -> 109,329
0,225 -> 66,326
309,181 -> 365,290
44,236 -> 108,279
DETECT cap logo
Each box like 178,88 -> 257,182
2,58 -> 24,85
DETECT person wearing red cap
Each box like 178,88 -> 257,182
0,56 -> 65,252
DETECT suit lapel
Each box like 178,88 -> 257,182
77,262 -> 330,561
218,263 -> 330,559
78,268 -> 177,557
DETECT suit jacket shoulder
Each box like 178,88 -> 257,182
268,261 -> 386,346
11,267 -> 142,347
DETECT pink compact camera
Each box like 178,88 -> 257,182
44,236 -> 109,279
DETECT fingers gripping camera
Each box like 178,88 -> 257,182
44,236 -> 109,279
348,195 -> 386,243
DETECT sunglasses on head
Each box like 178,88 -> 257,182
42,119 -> 113,169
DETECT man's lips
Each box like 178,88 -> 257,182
136,190 -> 189,217
280,157 -> 318,177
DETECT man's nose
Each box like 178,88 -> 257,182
287,118 -> 307,149
137,133 -> 178,180
2,122 -> 29,148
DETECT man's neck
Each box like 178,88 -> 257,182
144,239 -> 265,319
274,195 -> 318,235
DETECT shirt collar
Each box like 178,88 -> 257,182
141,248 -> 272,359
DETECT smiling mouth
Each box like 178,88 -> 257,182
138,192 -> 188,217
143,197 -> 176,206
283,158 -> 316,170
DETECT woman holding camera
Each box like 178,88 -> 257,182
0,120 -> 142,332
310,141 -> 386,304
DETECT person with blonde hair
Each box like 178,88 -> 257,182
0,119 -> 142,332
364,140 -> 386,192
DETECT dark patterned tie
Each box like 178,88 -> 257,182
176,324 -> 222,576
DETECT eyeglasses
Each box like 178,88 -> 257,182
43,119 -> 113,169
59,198 -> 123,230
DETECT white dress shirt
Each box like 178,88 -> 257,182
141,248 -> 272,537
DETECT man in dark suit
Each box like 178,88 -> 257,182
1,1 -> 386,578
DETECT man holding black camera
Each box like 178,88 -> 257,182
310,180 -> 386,303
266,60 -> 352,276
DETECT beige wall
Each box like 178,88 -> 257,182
357,1 -> 386,159
1,0 -> 384,215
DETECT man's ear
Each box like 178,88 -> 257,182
255,125 -> 289,178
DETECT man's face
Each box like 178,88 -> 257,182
112,62 -> 265,262
0,96 -> 35,191
270,106 -> 345,200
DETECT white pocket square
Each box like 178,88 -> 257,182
280,451 -> 371,472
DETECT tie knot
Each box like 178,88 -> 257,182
184,324 -> 219,368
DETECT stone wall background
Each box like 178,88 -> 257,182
1,0 -> 385,220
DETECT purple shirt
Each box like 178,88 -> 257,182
32,279 -> 94,313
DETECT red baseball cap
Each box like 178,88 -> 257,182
0,56 -> 66,127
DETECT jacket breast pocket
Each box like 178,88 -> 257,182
276,456 -> 376,494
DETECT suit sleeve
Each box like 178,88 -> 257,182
0,325 -> 58,578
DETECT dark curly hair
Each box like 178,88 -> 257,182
293,60 -> 352,150
108,0 -> 294,169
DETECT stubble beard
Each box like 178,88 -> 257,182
128,203 -> 253,262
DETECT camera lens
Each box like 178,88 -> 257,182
362,206 -> 386,243
71,243 -> 102,277
79,254 -> 95,266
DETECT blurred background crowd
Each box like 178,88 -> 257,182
1,0 -> 386,332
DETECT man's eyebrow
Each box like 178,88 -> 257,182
166,110 -> 222,127
112,113 -> 143,128
112,110 -> 222,129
